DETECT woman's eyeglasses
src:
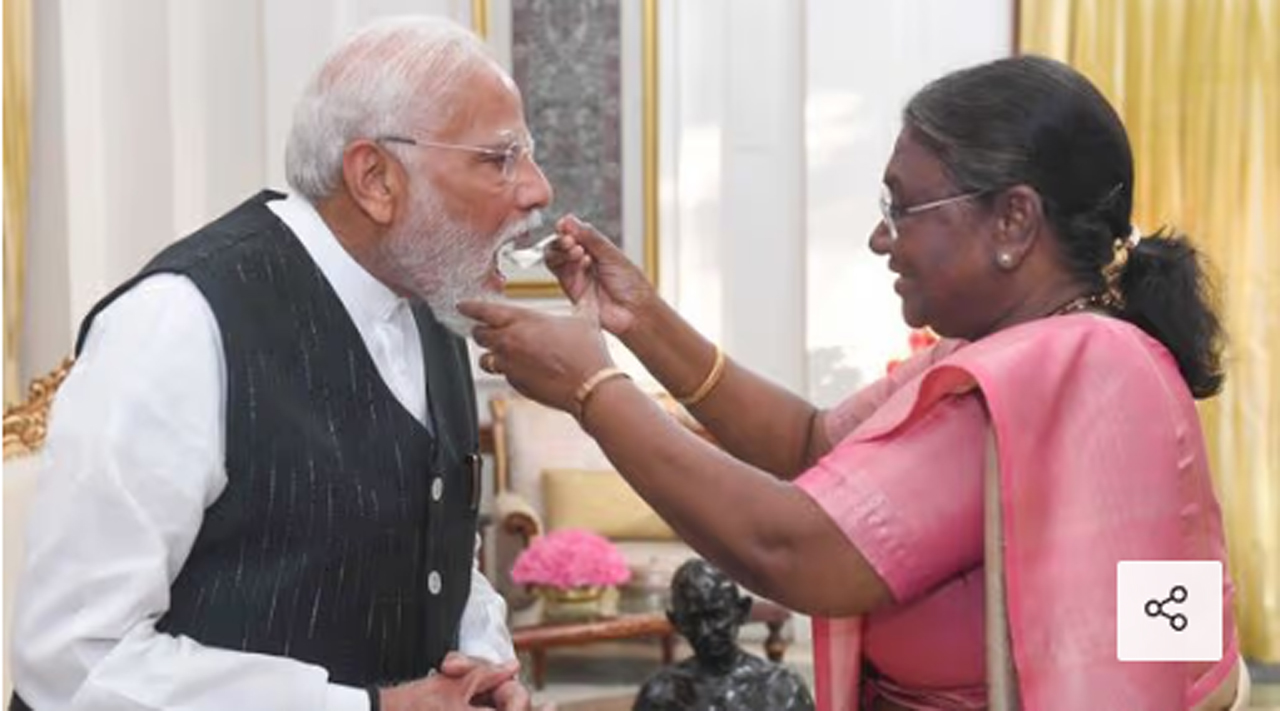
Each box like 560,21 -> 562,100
879,184 -> 984,241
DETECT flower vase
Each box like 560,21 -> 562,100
537,585 -> 605,622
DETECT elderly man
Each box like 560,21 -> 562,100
10,16 -> 550,711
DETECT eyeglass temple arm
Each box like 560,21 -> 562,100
377,135 -> 506,158
903,191 -> 983,215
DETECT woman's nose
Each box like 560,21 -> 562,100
868,220 -> 892,256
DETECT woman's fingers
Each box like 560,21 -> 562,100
458,299 -> 524,327
558,215 -> 623,262
575,277 -> 601,326
543,241 -> 587,270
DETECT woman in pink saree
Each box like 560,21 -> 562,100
463,56 -> 1243,709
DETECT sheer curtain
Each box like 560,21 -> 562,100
3,0 -> 33,405
1020,0 -> 1280,663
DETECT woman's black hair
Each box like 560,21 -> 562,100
903,55 -> 1224,398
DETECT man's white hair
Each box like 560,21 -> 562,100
285,16 -> 495,202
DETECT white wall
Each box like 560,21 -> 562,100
22,0 -> 71,383
656,0 -> 808,393
805,0 -> 1012,405
23,0 -> 270,384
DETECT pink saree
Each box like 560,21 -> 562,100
797,315 -> 1237,710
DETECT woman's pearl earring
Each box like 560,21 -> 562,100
997,253 -> 1014,268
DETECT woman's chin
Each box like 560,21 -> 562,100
900,303 -> 928,330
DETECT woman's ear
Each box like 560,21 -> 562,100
990,184 -> 1043,270
341,140 -> 403,227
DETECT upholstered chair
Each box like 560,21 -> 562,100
488,394 -> 707,611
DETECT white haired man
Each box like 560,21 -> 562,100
10,16 -> 551,711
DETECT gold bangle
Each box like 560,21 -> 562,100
677,346 -> 726,407
574,367 -> 631,421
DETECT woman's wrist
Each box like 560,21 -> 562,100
617,287 -> 665,344
619,292 -> 670,353
576,369 -> 635,427
573,366 -> 631,421
619,296 -> 722,400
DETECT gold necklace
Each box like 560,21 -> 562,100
1052,292 -> 1112,317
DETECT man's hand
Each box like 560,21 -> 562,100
377,658 -> 519,711
439,653 -> 539,711
488,678 -> 533,711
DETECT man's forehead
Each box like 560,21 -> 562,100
436,70 -> 527,143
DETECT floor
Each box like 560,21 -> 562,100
1251,664 -> 1280,710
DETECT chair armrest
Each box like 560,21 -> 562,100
495,491 -> 543,544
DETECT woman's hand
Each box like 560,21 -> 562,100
461,299 -> 614,414
545,215 -> 657,337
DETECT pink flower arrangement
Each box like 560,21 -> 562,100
511,529 -> 633,590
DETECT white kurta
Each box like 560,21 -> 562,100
11,193 -> 512,711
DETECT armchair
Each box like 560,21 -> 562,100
488,394 -> 704,611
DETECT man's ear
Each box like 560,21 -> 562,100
341,140 -> 402,227
734,596 -> 752,625
990,184 -> 1044,270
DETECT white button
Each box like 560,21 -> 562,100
428,571 -> 442,595
431,477 -> 443,502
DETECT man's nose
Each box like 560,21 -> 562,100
515,158 -> 554,211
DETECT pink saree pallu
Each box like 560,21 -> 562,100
806,315 -> 1238,711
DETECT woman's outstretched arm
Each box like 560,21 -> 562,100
573,375 -> 889,617
621,296 -> 832,479
544,215 -> 833,479
461,299 -> 977,619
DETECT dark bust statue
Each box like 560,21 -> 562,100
633,559 -> 815,711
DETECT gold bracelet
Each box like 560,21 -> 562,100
574,367 -> 631,421
677,346 -> 726,407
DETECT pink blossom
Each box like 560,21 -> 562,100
511,529 -> 633,589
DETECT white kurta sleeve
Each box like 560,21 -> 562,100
9,275 -> 368,711
456,535 -> 516,663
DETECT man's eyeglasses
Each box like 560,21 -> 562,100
378,134 -> 536,184
879,183 -> 984,242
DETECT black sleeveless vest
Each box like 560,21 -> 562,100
72,191 -> 483,686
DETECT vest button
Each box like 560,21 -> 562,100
431,477 -> 443,502
428,571 -> 442,595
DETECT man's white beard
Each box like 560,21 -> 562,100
379,187 -> 542,337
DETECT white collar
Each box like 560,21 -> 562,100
267,192 -> 408,326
